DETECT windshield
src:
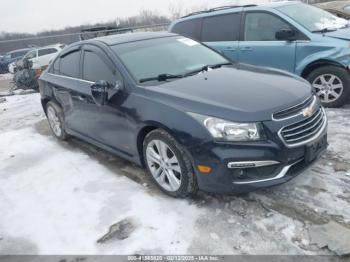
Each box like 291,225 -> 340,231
24,50 -> 37,60
111,36 -> 229,85
277,3 -> 348,32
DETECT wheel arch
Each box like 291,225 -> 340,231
41,98 -> 50,113
41,96 -> 61,115
136,122 -> 177,167
301,59 -> 346,79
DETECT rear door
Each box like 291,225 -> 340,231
238,11 -> 296,73
200,12 -> 241,61
48,47 -> 89,135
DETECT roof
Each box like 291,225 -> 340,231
7,48 -> 32,54
181,5 -> 257,18
259,1 -> 300,8
174,1 -> 299,21
92,32 -> 177,46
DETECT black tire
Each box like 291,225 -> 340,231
306,65 -> 350,108
45,101 -> 68,140
143,129 -> 198,198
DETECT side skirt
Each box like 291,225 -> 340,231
66,128 -> 142,166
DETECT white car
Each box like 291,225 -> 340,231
8,44 -> 65,73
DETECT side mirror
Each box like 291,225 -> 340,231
275,28 -> 296,41
106,80 -> 124,99
91,80 -> 109,106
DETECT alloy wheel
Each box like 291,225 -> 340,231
146,139 -> 182,192
312,74 -> 344,104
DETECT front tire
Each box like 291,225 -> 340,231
307,65 -> 350,108
143,129 -> 197,198
46,101 -> 68,140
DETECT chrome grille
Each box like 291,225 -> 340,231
279,108 -> 326,147
273,96 -> 314,120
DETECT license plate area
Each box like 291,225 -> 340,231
305,135 -> 327,162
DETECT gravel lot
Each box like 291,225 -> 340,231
0,78 -> 350,256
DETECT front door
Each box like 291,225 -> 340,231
79,45 -> 134,156
238,12 -> 297,73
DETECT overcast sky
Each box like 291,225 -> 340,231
0,0 -> 270,33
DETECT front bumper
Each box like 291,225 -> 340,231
188,130 -> 327,194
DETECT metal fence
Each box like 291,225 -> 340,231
0,23 -> 170,54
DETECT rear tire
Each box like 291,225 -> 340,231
143,129 -> 197,198
46,101 -> 68,140
307,65 -> 350,108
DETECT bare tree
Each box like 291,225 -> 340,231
169,0 -> 185,19
0,10 -> 170,53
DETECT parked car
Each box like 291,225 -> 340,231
39,32 -> 327,197
315,0 -> 350,19
79,26 -> 134,40
169,2 -> 350,108
9,44 -> 65,73
0,48 -> 32,73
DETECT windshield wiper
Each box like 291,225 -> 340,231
139,73 -> 183,83
139,62 -> 232,83
312,27 -> 338,33
184,62 -> 232,77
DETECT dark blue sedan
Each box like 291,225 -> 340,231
39,32 -> 327,197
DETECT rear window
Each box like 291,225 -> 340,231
60,51 -> 80,78
171,19 -> 201,40
201,13 -> 241,42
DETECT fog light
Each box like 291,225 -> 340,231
197,165 -> 212,174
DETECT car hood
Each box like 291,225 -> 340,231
325,27 -> 350,40
148,64 -> 312,122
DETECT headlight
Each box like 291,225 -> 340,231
189,113 -> 264,142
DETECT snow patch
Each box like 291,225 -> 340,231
0,73 -> 13,81
0,127 -> 203,255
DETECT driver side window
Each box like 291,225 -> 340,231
244,12 -> 291,41
82,51 -> 116,83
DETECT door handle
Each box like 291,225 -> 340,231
224,47 -> 236,51
240,47 -> 253,52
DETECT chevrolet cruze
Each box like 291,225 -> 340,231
39,32 -> 328,197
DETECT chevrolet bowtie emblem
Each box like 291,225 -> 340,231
302,99 -> 317,118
